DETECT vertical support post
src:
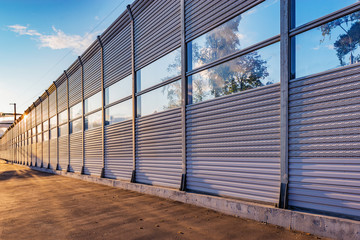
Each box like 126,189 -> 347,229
127,5 -> 136,183
55,83 -> 60,170
97,36 -> 106,178
45,90 -> 50,169
180,0 -> 187,191
40,97 -> 43,168
78,56 -> 85,175
64,71 -> 71,172
279,0 -> 290,209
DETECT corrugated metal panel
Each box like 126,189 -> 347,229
32,144 -> 36,166
42,98 -> 49,121
28,144 -> 31,164
36,142 -> 42,167
184,0 -> 260,41
36,104 -> 41,124
186,84 -> 281,204
69,132 -> 82,173
104,25 -> 132,88
84,127 -> 102,176
83,48 -> 101,98
134,0 -> 181,70
49,139 -> 57,169
43,141 -> 49,168
58,136 -> 68,171
49,90 -> 56,117
136,108 -> 182,188
68,65 -> 82,107
288,65 -> 360,218
104,120 -> 132,180
57,80 -> 68,112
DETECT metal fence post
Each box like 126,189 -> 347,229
78,56 -> 85,175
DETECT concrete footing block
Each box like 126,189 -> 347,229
25,164 -> 360,240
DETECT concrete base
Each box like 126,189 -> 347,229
27,165 -> 360,240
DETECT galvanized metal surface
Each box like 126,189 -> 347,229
49,139 -> 57,169
68,66 -> 82,107
83,47 -> 101,98
57,80 -> 68,112
135,108 -> 182,189
104,120 -> 133,180
42,140 -> 49,168
84,127 -> 102,176
134,0 -> 181,70
49,91 -> 57,117
186,84 -> 281,204
69,132 -> 82,173
58,136 -> 68,171
288,64 -> 360,218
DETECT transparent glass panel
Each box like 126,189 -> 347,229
136,48 -> 181,92
37,124 -> 42,133
50,128 -> 57,139
293,0 -> 357,28
84,110 -> 102,130
85,92 -> 102,114
189,42 -> 280,104
58,110 -> 68,125
137,80 -> 181,117
32,127 -> 36,135
188,0 -> 280,71
70,119 -> 82,134
43,120 -> 48,131
105,99 -> 132,125
292,11 -> 360,78
43,131 -> 49,141
105,75 -> 132,105
70,102 -> 82,120
58,124 -> 68,137
50,115 -> 57,129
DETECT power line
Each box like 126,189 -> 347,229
17,0 -> 128,112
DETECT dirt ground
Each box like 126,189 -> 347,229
0,161 -> 329,240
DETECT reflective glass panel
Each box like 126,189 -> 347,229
43,120 -> 48,131
70,119 -> 82,134
58,124 -> 68,137
50,115 -> 57,129
43,131 -> 49,141
85,92 -> 102,114
136,48 -> 181,92
37,124 -> 42,133
293,0 -> 357,28
84,110 -> 102,130
32,127 -> 36,135
137,80 -> 181,117
292,11 -> 360,78
58,110 -> 68,125
50,128 -> 57,139
105,75 -> 132,105
188,0 -> 279,71
105,99 -> 132,125
70,102 -> 82,119
189,42 -> 280,104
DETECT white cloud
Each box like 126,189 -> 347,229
95,16 -> 100,20
8,24 -> 98,55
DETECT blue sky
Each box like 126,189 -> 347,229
0,0 -> 133,117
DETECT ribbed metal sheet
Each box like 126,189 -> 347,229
84,127 -> 102,176
104,120 -> 132,180
136,108 -> 182,188
186,84 -> 281,204
36,142 -> 42,167
134,0 -> 181,70
36,104 -> 41,124
32,144 -> 36,166
185,0 -> 259,41
43,141 -> 49,168
49,139 -> 57,169
288,65 -> 360,218
49,91 -> 56,117
58,136 -> 68,171
83,49 -> 101,98
57,81 -> 68,112
68,66 -> 82,107
104,25 -> 131,88
27,144 -> 31,164
42,98 -> 49,121
69,132 -> 82,173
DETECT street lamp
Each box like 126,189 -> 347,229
9,103 -> 16,122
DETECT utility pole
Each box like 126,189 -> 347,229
9,103 -> 16,122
